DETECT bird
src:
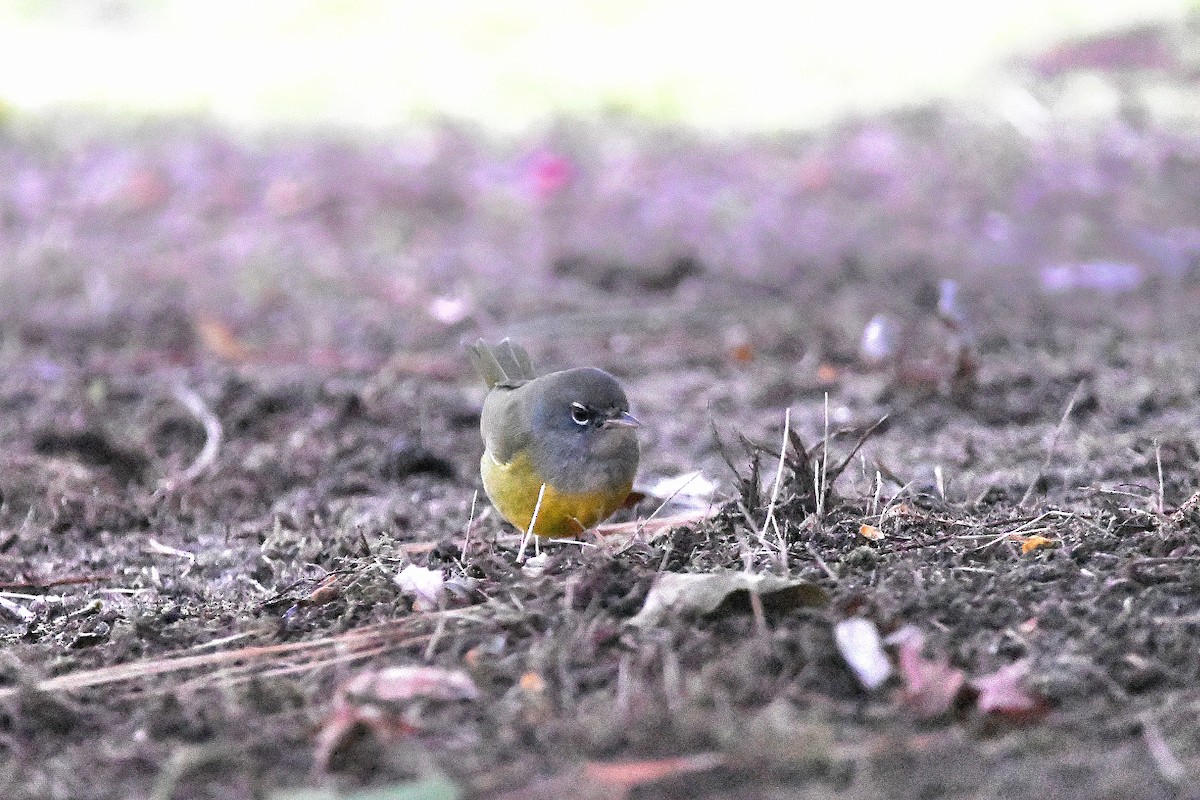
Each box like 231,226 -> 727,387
466,338 -> 640,538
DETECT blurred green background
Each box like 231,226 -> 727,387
0,0 -> 1192,131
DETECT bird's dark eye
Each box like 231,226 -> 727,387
570,402 -> 590,426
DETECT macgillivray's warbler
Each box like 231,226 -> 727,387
467,339 -> 640,538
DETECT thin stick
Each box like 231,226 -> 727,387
818,393 -> 830,518
759,407 -> 791,546
423,615 -> 447,661
1141,713 -> 1186,786
158,384 -> 222,494
517,484 -> 547,563
747,588 -> 768,636
1154,440 -> 1165,516
596,508 -> 718,539
0,595 -> 35,623
826,415 -> 889,488
805,543 -> 838,582
147,538 -> 196,561
182,631 -> 256,652
0,573 -> 111,591
637,472 -> 703,536
0,610 -> 489,699
1020,381 -> 1084,508
0,591 -> 63,602
877,478 -> 918,525
460,490 -> 479,562
201,643 -> 396,692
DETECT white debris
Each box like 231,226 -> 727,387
834,617 -> 892,691
394,564 -> 446,611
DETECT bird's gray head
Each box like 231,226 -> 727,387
531,367 -> 638,435
528,367 -> 640,486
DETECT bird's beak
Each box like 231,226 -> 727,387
602,411 -> 640,429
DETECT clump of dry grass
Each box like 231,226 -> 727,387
708,406 -> 888,573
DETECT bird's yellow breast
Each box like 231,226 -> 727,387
480,449 -> 632,538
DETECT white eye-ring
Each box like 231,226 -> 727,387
570,402 -> 590,425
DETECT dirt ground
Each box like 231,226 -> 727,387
4,26 -> 1200,800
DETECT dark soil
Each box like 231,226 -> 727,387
3,32 -> 1200,800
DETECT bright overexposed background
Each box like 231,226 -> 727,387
0,0 -> 1192,131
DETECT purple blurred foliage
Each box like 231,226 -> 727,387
1128,227 -> 1200,276
1,109 -> 1199,355
1040,261 -> 1145,294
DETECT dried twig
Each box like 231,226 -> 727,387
1154,440 -> 1165,517
827,415 -> 890,480
0,595 -> 36,623
516,483 -> 547,563
759,407 -> 792,547
637,472 -> 706,535
805,543 -> 838,582
0,609 -> 492,700
461,489 -> 479,562
158,384 -> 222,494
591,509 -> 720,555
816,393 -> 830,519
0,573 -> 112,591
1140,713 -> 1186,786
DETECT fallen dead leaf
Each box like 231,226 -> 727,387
859,523 -> 884,541
892,627 -> 967,719
196,316 -> 252,362
302,574 -> 342,606
1018,535 -> 1057,553
428,294 -> 472,326
627,572 -> 827,629
521,553 -> 549,578
518,671 -> 546,695
817,362 -> 841,383
882,502 -> 917,519
583,752 -> 724,791
316,666 -> 478,772
343,665 -> 478,703
971,660 -> 1049,720
729,342 -> 755,363
516,669 -> 552,727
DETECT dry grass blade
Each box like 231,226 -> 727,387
1020,380 -> 1084,508
1140,713 -> 1186,786
826,415 -> 890,480
711,422 -> 763,514
598,508 -> 720,539
637,472 -> 707,531
759,407 -> 792,546
517,483 -> 548,562
461,489 -> 479,561
0,612 -> 489,699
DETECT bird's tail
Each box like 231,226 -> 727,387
466,338 -> 536,389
